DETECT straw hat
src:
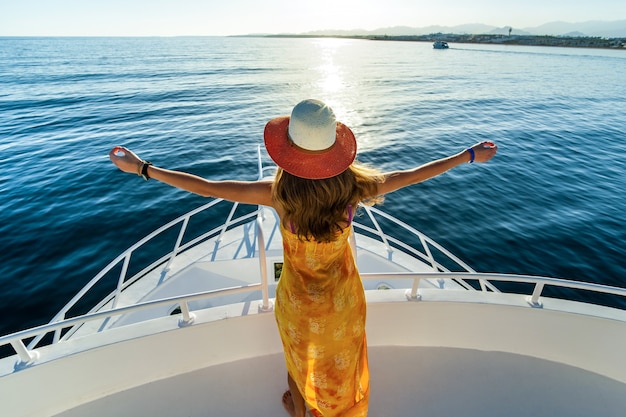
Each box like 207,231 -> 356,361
264,99 -> 357,179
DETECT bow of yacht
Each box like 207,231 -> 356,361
1,149 -> 626,417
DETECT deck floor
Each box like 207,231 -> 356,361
54,346 -> 626,417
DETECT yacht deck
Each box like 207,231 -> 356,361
54,346 -> 626,417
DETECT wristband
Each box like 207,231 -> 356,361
466,148 -> 475,163
140,161 -> 153,180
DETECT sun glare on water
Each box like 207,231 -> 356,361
313,38 -> 349,94
301,37 -> 386,152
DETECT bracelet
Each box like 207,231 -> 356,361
139,161 -> 153,181
466,148 -> 475,163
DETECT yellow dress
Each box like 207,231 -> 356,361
275,223 -> 370,417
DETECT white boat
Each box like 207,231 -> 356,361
2,147 -> 626,416
433,41 -> 449,49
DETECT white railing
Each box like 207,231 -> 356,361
3,270 -> 626,368
354,206 -> 499,295
25,198 -> 265,349
24,200 -> 479,351
368,271 -> 626,305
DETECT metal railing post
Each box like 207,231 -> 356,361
178,301 -> 196,327
406,277 -> 422,301
111,253 -> 132,310
164,217 -> 190,272
528,282 -> 545,308
256,211 -> 273,312
11,340 -> 39,368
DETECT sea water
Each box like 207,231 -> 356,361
1,36 -> 625,336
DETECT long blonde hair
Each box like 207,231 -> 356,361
272,162 -> 384,242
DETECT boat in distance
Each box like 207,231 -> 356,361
433,41 -> 449,49
1,147 -> 626,417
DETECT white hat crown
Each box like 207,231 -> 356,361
288,99 -> 337,151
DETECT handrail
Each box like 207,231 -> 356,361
15,193 -> 604,357
26,197 -> 248,350
37,196 -> 478,349
15,197 -> 551,351
3,271 -> 626,366
357,206 -> 501,294
57,198 -> 227,316
360,271 -> 626,301
4,283 -> 263,365
359,206 -> 475,272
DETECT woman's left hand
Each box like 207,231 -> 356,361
469,141 -> 498,163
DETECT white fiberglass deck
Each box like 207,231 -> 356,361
52,347 -> 626,417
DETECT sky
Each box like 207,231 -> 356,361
1,0 -> 625,37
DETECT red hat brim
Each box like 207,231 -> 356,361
264,116 -> 357,179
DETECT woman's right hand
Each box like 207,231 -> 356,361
109,146 -> 144,175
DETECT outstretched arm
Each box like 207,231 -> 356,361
108,146 -> 274,207
377,141 -> 497,195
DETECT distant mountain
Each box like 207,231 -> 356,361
487,26 -> 533,36
303,24 -> 494,37
529,20 -> 626,37
296,20 -> 626,38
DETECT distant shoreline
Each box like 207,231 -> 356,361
1,35 -> 624,50
261,34 -> 626,50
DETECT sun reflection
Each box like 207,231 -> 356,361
305,39 -> 374,152
313,38 -> 350,94
319,66 -> 343,92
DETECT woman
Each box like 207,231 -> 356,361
109,99 -> 497,417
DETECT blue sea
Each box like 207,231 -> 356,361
1,37 -> 625,337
